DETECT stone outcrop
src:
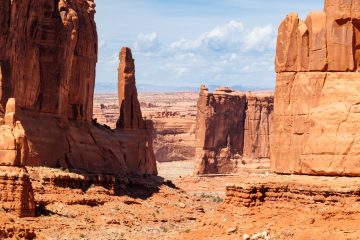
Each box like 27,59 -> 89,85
0,98 -> 35,217
0,166 -> 35,217
0,0 -> 157,216
195,86 -> 273,174
271,0 -> 360,176
225,174 -> 360,207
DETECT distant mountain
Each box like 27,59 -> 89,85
137,84 -> 199,93
95,82 -> 118,93
94,82 -> 274,93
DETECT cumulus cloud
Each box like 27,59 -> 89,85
167,20 -> 276,55
134,32 -> 160,53
168,20 -> 245,52
243,25 -> 276,52
99,21 -> 277,89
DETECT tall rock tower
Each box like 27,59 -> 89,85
117,47 -> 144,129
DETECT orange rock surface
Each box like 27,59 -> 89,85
195,86 -> 273,174
272,0 -> 360,176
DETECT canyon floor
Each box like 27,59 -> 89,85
2,163 -> 360,240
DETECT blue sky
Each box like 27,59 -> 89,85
95,0 -> 323,92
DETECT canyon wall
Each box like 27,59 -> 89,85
93,92 -> 198,163
195,86 -> 273,174
271,0 -> 360,176
0,0 -> 156,216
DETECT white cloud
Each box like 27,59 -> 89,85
107,21 -> 277,89
166,20 -> 276,56
168,20 -> 244,52
134,32 -> 160,53
243,25 -> 276,52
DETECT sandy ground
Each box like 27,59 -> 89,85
157,160 -> 195,180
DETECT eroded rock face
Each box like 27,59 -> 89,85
0,1 -> 156,175
195,86 -> 273,174
0,166 -> 35,217
0,98 -> 35,217
271,0 -> 360,176
243,93 -> 273,160
0,0 -> 97,120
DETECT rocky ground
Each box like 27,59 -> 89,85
1,163 -> 360,239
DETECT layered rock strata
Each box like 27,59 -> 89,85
0,166 -> 35,217
0,0 -> 157,215
0,99 -> 35,217
272,0 -> 360,176
225,174 -> 360,207
195,86 -> 273,174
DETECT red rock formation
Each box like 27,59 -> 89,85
0,0 -> 157,216
116,47 -> 157,175
0,0 -> 96,120
195,86 -> 273,174
271,0 -> 360,176
117,47 -> 144,129
0,1 -> 156,175
0,166 -> 35,217
0,98 -> 35,217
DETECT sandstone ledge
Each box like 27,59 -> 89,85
225,174 -> 360,207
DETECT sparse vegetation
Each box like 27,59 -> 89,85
200,193 -> 223,203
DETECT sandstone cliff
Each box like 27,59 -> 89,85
0,0 -> 157,216
195,86 -> 273,174
271,0 -> 360,176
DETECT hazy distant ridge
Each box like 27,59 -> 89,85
95,82 -> 273,93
